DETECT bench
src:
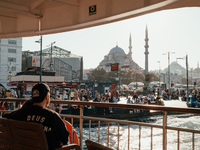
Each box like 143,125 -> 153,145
0,118 -> 81,150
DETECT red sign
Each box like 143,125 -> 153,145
112,83 -> 116,86
72,83 -> 77,85
111,63 -> 118,71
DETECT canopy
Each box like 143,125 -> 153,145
0,0 -> 199,39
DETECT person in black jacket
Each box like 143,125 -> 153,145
3,83 -> 69,150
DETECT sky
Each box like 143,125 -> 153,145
22,7 -> 200,71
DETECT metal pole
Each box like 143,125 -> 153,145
159,62 -> 161,87
164,74 -> 165,84
168,52 -> 171,99
50,43 -> 53,71
136,74 -> 137,89
186,54 -> 189,103
79,105 -> 83,148
163,111 -> 167,150
118,64 -> 120,89
191,69 -> 192,85
40,36 -> 42,83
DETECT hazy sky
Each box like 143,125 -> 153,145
23,7 -> 200,71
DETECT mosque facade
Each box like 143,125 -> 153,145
98,34 -> 143,72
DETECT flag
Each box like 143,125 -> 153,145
32,58 -> 35,63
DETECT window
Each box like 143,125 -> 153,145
12,66 -> 16,71
7,66 -> 16,71
8,49 -> 16,53
8,58 -> 16,62
8,40 -> 17,45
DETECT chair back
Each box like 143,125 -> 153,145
0,118 -> 13,150
9,119 -> 48,150
85,139 -> 114,150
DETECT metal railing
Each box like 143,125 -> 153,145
0,98 -> 200,150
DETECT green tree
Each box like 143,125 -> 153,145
89,68 -> 107,81
119,70 -> 145,85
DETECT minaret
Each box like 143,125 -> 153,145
128,33 -> 132,59
198,61 -> 199,68
144,25 -> 149,76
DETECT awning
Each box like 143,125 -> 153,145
0,0 -> 199,39
7,81 -> 76,88
7,81 -> 64,87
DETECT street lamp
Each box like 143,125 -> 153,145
35,36 -> 42,83
47,41 -> 56,71
157,61 -> 161,87
163,52 -> 175,99
131,72 -> 137,89
190,68 -> 193,85
7,59 -> 13,81
177,54 -> 189,103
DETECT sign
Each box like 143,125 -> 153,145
121,65 -> 129,68
89,5 -> 96,15
72,83 -> 77,85
26,86 -> 32,94
112,83 -> 117,86
111,63 -> 118,71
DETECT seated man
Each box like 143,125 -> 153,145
3,83 -> 69,150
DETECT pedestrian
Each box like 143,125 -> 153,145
11,89 -> 17,98
56,89 -> 59,97
71,97 -> 78,115
78,87 -> 81,99
63,89 -> 67,100
54,96 -> 61,113
111,87 -> 118,103
133,89 -> 137,100
74,89 -> 80,101
3,83 -> 69,150
69,89 -> 75,100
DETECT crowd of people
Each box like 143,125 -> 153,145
2,85 -> 200,116
67,87 -> 120,115
41,86 -> 120,115
0,87 -> 20,111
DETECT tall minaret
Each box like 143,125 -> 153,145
144,25 -> 149,76
128,33 -> 132,59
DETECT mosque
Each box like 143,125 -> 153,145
97,34 -> 144,72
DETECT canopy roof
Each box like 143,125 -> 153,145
34,46 -> 81,58
0,0 -> 199,39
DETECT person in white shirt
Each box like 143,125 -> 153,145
62,90 -> 67,100
56,89 -> 59,96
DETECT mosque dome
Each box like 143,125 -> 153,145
109,46 -> 125,55
101,58 -> 108,63
115,57 -> 124,62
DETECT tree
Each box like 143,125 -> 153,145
89,68 -> 107,81
86,69 -> 147,85
119,70 -> 145,85
196,79 -> 200,85
148,72 -> 159,82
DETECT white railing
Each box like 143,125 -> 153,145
0,98 -> 200,150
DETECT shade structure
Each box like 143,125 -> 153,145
0,0 -> 199,39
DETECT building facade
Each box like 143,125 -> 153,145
22,46 -> 83,82
0,38 -> 22,88
98,34 -> 143,72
